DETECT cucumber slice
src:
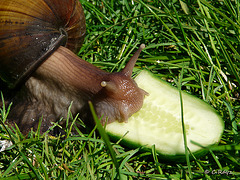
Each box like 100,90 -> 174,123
106,70 -> 224,160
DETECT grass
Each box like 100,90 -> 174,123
0,0 -> 240,179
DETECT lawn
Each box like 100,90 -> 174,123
0,0 -> 240,179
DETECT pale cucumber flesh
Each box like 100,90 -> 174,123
106,70 -> 224,157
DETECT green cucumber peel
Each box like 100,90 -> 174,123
106,70 -> 224,161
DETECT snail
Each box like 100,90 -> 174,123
0,0 -> 147,134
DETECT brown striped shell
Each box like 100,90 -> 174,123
0,0 -> 86,88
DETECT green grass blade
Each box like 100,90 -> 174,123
88,101 -> 120,178
19,151 -> 42,180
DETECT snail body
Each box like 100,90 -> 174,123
0,0 -> 147,134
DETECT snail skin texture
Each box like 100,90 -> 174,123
0,0 -> 147,134
1,45 -> 147,134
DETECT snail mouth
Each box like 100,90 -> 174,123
93,97 -> 142,125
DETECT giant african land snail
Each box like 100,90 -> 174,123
0,0 -> 147,134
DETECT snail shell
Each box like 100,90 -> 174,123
0,0 -> 86,88
0,0 -> 147,134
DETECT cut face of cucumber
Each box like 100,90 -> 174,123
106,70 -> 224,160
